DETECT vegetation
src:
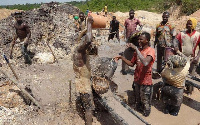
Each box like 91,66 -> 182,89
0,0 -> 199,15
68,0 -> 200,15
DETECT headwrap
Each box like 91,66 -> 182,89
189,17 -> 197,29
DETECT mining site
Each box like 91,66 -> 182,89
0,2 -> 200,125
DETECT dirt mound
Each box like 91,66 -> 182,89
0,3 -> 200,125
0,8 -> 20,20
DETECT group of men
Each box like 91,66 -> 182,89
74,8 -> 200,124
10,8 -> 200,125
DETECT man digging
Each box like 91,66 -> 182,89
10,12 -> 32,64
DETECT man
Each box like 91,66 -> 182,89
161,55 -> 189,116
104,4 -> 108,17
73,16 -> 96,125
108,16 -> 120,42
154,12 -> 176,74
10,12 -> 31,64
85,9 -> 89,17
121,9 -> 142,75
115,32 -> 155,117
175,17 -> 200,95
78,12 -> 86,32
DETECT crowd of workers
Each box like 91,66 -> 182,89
6,4 -> 200,125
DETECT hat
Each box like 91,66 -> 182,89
189,17 -> 197,29
74,16 -> 79,20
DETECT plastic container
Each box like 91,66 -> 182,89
89,13 -> 107,29
74,16 -> 79,20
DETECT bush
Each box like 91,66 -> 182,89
181,0 -> 200,15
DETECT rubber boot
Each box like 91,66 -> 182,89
143,109 -> 151,117
169,106 -> 180,116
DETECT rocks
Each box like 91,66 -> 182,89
34,52 -> 55,64
0,2 -> 80,64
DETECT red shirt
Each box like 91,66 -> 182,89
131,47 -> 155,85
124,18 -> 141,39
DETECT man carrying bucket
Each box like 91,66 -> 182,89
115,32 -> 155,117
73,15 -> 97,125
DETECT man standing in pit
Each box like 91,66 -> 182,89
108,16 -> 120,42
154,12 -> 176,75
73,16 -> 97,125
10,12 -> 32,64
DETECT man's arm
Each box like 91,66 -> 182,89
115,55 -> 134,67
135,47 -> 153,66
191,42 -> 200,64
109,21 -> 112,32
154,28 -> 159,48
77,16 -> 93,53
117,21 -> 119,31
128,43 -> 153,66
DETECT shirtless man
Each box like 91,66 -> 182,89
78,12 -> 86,31
73,16 -> 95,125
10,12 -> 31,64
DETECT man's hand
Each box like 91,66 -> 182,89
87,16 -> 94,24
126,43 -> 136,50
114,55 -> 123,62
191,56 -> 199,64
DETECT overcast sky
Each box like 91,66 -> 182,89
0,0 -> 83,6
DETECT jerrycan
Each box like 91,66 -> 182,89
88,13 -> 107,29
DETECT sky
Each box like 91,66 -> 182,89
0,0 -> 83,6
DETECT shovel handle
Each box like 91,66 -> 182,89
3,55 -> 9,63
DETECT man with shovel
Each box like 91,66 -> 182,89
10,12 -> 32,64
108,16 -> 120,42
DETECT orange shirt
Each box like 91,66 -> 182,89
131,47 -> 156,85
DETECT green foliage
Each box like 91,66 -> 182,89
181,0 -> 200,15
0,3 -> 41,10
68,0 -> 168,13
68,0 -> 200,15
1,0 -> 199,15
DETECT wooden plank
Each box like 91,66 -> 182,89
95,90 -> 148,125
0,69 -> 41,109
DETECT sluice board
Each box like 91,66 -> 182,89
95,90 -> 149,125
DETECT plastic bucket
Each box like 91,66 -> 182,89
89,13 -> 107,29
